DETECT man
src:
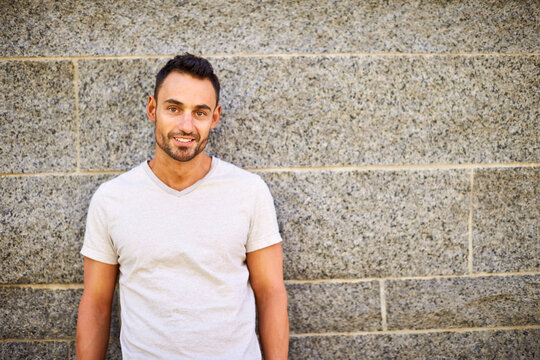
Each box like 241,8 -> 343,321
76,54 -> 289,359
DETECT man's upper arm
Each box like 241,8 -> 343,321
246,243 -> 285,294
82,257 -> 118,306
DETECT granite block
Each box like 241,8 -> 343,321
69,339 -> 122,359
76,55 -> 538,170
0,287 -> 120,339
0,60 -> 76,173
78,59 -> 158,171
287,281 -> 381,333
209,55 -> 539,167
259,169 -> 469,279
386,275 -> 540,330
1,0 -> 538,56
473,167 -> 540,272
0,287 -> 81,338
0,174 -> 114,283
289,329 -> 540,360
0,341 -> 69,359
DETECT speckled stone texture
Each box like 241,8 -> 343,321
1,288 -> 81,338
0,61 -> 76,173
287,281 -> 381,333
473,167 -> 540,272
209,55 -> 539,167
78,59 -> 158,171
1,0 -> 539,57
289,329 -> 540,360
386,275 -> 540,330
0,287 -> 120,339
0,341 -> 69,359
0,174 -> 114,283
259,169 -> 469,279
75,55 -> 538,170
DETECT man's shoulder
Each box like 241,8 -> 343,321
94,161 -> 148,197
213,157 -> 264,186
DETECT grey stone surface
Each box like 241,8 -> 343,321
386,275 -> 540,330
289,329 -> 540,359
0,60 -> 76,173
0,174 -> 114,283
0,287 -> 120,339
287,281 -> 381,333
78,59 -> 157,171
0,341 -> 69,359
210,55 -> 539,167
1,0 -> 538,57
1,287 -> 81,338
473,167 -> 540,272
69,339 -> 122,359
76,55 -> 539,170
259,169 -> 469,279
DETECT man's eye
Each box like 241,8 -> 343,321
168,107 -> 177,112
196,111 -> 206,117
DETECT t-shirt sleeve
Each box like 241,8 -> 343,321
246,177 -> 282,253
81,186 -> 119,264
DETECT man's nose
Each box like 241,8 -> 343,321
178,112 -> 194,133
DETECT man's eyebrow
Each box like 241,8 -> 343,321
164,98 -> 183,106
164,98 -> 212,111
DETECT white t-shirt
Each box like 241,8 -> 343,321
81,158 -> 282,359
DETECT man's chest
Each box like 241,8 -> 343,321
107,192 -> 252,270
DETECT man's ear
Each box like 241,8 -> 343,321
211,104 -> 221,129
147,95 -> 156,123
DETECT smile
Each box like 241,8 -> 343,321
174,137 -> 193,143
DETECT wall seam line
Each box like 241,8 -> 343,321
0,339 -> 75,343
289,324 -> 540,337
248,162 -> 540,172
2,271 -> 538,288
468,169 -> 474,274
379,280 -> 388,331
0,284 -> 84,289
1,162 -> 538,177
0,52 -> 539,61
283,271 -> 540,284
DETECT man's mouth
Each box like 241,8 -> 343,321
174,137 -> 193,143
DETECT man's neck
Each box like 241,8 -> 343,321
147,152 -> 213,192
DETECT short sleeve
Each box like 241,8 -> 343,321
246,178 -> 282,253
81,186 -> 119,264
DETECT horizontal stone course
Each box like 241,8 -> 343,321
473,167 -> 540,272
1,0 -> 538,56
289,329 -> 540,359
260,169 -> 469,279
0,174 -> 114,284
210,55 -> 539,167
1,287 -> 81,339
0,60 -> 76,173
287,281 -> 381,333
385,275 -> 540,330
0,341 -> 68,359
77,55 -> 539,170
0,287 -> 120,339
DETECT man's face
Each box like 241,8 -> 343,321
147,72 -> 220,162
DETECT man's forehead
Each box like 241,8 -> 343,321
158,72 -> 217,105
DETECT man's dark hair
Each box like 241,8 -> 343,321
154,53 -> 220,105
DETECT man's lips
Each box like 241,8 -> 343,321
172,135 -> 197,145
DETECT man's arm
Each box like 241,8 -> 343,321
76,257 -> 119,360
246,243 -> 289,359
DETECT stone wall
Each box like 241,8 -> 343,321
1,1 -> 538,358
